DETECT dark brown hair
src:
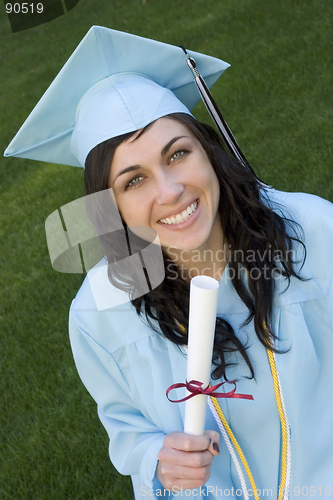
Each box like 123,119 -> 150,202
85,113 -> 305,380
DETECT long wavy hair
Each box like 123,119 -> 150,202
84,113 -> 306,380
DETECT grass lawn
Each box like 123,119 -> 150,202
0,0 -> 332,498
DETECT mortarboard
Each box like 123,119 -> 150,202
4,26 -> 230,168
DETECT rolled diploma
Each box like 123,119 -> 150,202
184,275 -> 219,436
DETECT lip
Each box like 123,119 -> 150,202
157,199 -> 199,222
157,199 -> 200,228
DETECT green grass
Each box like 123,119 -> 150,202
0,0 -> 332,498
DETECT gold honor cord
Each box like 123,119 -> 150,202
181,323 -> 291,499
209,348 -> 290,500
209,395 -> 259,499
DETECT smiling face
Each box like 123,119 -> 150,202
108,117 -> 222,255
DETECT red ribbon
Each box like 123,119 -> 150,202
166,379 -> 254,403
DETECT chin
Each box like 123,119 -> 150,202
162,236 -> 209,252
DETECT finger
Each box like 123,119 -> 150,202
164,431 -> 212,452
158,446 -> 214,468
204,430 -> 220,455
159,471 -> 212,491
158,462 -> 211,481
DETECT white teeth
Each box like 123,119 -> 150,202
159,201 -> 198,225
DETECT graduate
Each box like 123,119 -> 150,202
5,26 -> 333,500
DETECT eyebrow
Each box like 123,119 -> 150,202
161,135 -> 187,157
113,135 -> 188,183
113,164 -> 141,183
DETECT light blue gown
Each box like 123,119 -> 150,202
69,190 -> 333,499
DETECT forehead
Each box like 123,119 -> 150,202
124,117 -> 192,146
111,117 -> 195,170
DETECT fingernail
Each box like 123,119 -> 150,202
213,442 -> 220,453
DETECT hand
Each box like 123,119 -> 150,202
156,431 -> 220,491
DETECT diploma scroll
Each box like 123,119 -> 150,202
184,275 -> 219,436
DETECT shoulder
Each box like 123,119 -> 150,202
69,260 -> 157,353
263,188 -> 333,257
264,189 -> 333,301
263,188 -> 333,232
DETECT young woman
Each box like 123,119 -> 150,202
79,110 -> 333,499
5,26 -> 333,500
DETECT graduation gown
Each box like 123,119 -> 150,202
69,189 -> 333,499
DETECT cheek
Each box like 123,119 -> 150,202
191,153 -> 217,183
196,162 -> 220,202
201,166 -> 220,216
115,195 -> 151,227
212,173 -> 220,205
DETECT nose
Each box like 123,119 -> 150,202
155,171 -> 184,206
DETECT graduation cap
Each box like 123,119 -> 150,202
4,25 -> 248,169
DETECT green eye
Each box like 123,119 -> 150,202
172,151 -> 183,160
170,149 -> 188,162
126,175 -> 143,189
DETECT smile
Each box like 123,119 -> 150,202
159,200 -> 198,225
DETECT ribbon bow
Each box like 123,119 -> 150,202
166,379 -> 254,403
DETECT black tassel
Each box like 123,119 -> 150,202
180,46 -> 253,173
